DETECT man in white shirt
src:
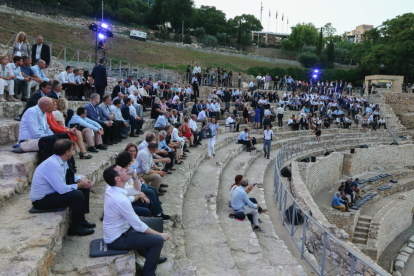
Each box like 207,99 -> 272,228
249,80 -> 256,93
263,125 -> 273,159
190,114 -> 202,145
226,114 -> 239,132
103,164 -> 169,276
128,81 -> 139,94
378,117 -> 386,129
128,90 -> 143,117
197,107 -> 209,127
277,105 -> 284,127
56,65 -> 77,98
193,64 -> 201,76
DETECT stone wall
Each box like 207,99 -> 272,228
365,190 -> 414,261
342,144 -> 414,175
297,152 -> 344,196
383,93 -> 414,129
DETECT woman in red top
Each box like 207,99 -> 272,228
47,99 -> 92,159
181,116 -> 195,147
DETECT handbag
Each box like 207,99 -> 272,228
204,127 -> 213,139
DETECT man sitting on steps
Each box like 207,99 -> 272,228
30,139 -> 96,236
238,128 -> 257,152
103,164 -> 169,276
332,191 -> 350,212
231,178 -> 263,232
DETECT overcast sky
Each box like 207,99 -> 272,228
193,0 -> 412,34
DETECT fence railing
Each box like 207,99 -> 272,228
273,132 -> 397,276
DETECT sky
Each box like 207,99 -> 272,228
193,0 -> 412,35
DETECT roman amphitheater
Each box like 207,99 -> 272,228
1,45 -> 414,276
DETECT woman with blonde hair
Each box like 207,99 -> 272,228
50,98 -> 93,159
0,54 -> 19,102
11,32 -> 31,62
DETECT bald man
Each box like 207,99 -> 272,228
18,97 -> 69,152
32,35 -> 51,67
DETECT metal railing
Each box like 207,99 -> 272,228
273,132 -> 397,276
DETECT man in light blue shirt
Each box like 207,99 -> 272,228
231,178 -> 262,231
237,128 -> 257,152
136,142 -> 165,192
332,192 -> 349,212
30,139 -> 96,236
154,111 -> 171,131
31,60 -> 50,82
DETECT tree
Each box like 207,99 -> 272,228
227,14 -> 263,36
236,20 -> 242,45
150,0 -> 194,29
184,34 -> 192,44
194,27 -> 206,39
349,13 -> 414,81
215,33 -> 227,45
327,40 -> 335,62
202,35 -> 218,48
322,23 -> 336,38
193,6 -> 227,35
297,52 -> 319,68
115,8 -> 139,24
316,28 -> 323,56
280,23 -> 319,51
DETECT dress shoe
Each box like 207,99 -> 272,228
158,257 -> 168,264
130,133 -> 139,137
159,188 -> 167,193
21,97 -> 28,102
81,220 -> 96,228
159,213 -> 171,221
168,168 -> 176,171
158,192 -> 164,196
105,141 -> 113,146
138,130 -> 145,134
116,138 -> 123,142
67,226 -> 95,236
160,183 -> 169,188
87,147 -> 99,153
96,144 -> 108,150
121,134 -> 128,139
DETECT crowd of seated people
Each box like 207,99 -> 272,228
332,178 -> 361,212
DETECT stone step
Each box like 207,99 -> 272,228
352,236 -> 368,245
358,216 -> 373,223
356,221 -> 371,228
355,226 -> 370,233
0,119 -> 156,276
353,231 -> 369,239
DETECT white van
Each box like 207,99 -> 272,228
130,30 -> 147,41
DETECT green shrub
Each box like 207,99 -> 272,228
297,52 -> 319,68
184,34 -> 192,44
202,35 -> 218,48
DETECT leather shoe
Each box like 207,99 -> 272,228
160,184 -> 169,188
158,257 -> 168,264
138,130 -> 145,134
158,192 -> 164,196
121,134 -> 128,139
159,188 -> 167,193
117,138 -> 123,142
168,168 -> 176,171
96,144 -> 108,150
82,220 -> 96,228
67,226 -> 94,236
87,147 -> 99,153
104,141 -> 113,146
160,213 -> 170,220
130,133 -> 139,137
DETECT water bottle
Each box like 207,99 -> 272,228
128,161 -> 139,174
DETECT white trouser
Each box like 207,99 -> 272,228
0,78 -> 15,95
206,137 -> 216,157
264,82 -> 270,89
227,124 -> 234,132
239,205 -> 259,226
26,80 -> 38,97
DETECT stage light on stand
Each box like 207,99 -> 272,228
313,74 -> 317,78
101,23 -> 108,29
98,33 -> 105,39
314,69 -> 319,73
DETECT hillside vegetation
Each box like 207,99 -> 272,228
0,12 -> 301,74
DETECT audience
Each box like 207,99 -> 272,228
0,54 -> 19,102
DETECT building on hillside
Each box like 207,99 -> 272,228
250,31 -> 289,47
345,24 -> 374,43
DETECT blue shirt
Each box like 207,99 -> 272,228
18,105 -> 53,141
352,181 -> 358,189
154,115 -> 170,128
20,65 -> 35,77
68,114 -> 102,131
238,132 -> 249,141
207,123 -> 219,136
158,139 -> 171,152
231,186 -> 257,210
6,63 -> 24,80
332,194 -> 345,207
31,65 -> 49,81
30,155 -> 80,202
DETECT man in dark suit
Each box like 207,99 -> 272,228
91,58 -> 107,102
31,36 -> 50,67
47,79 -> 63,100
21,81 -> 51,118
111,80 -> 124,99
120,98 -> 139,137
263,115 -> 272,130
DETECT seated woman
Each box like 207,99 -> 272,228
48,98 -> 92,159
119,146 -> 170,220
230,175 -> 267,215
181,116 -> 195,147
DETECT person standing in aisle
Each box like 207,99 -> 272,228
205,117 -> 219,160
263,125 -> 273,159
91,58 -> 107,103
277,105 -> 284,127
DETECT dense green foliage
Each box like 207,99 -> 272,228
297,52 -> 319,68
281,23 -> 319,51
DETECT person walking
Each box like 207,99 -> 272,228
263,125 -> 273,159
91,58 -> 107,103
277,105 -> 284,127
205,117 -> 219,160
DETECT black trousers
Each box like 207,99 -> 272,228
192,84 -> 199,98
114,120 -> 127,137
131,200 -> 153,217
191,130 -> 202,143
238,138 -> 257,151
32,188 -> 90,228
278,114 -> 283,127
99,122 -> 118,142
95,86 -> 106,103
108,227 -> 164,276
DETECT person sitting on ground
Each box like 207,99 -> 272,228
21,81 -> 50,116
351,178 -> 361,199
189,114 -> 202,145
47,99 -> 94,159
154,111 -> 171,131
378,117 -> 386,129
110,99 -> 131,138
226,114 -> 240,132
138,133 -> 173,173
158,130 -> 176,172
103,164 -> 169,276
165,125 -> 185,164
345,179 -> 356,202
121,98 -> 142,137
332,191 -> 350,212
18,97 -> 70,152
181,117 -> 196,147
230,175 -> 267,215
238,128 -> 257,152
0,54 -> 19,102
231,178 -> 263,232
30,139 -> 96,235
172,123 -> 190,159
151,97 -> 164,119
136,141 -> 168,196
69,107 -> 107,154
197,107 -> 209,127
